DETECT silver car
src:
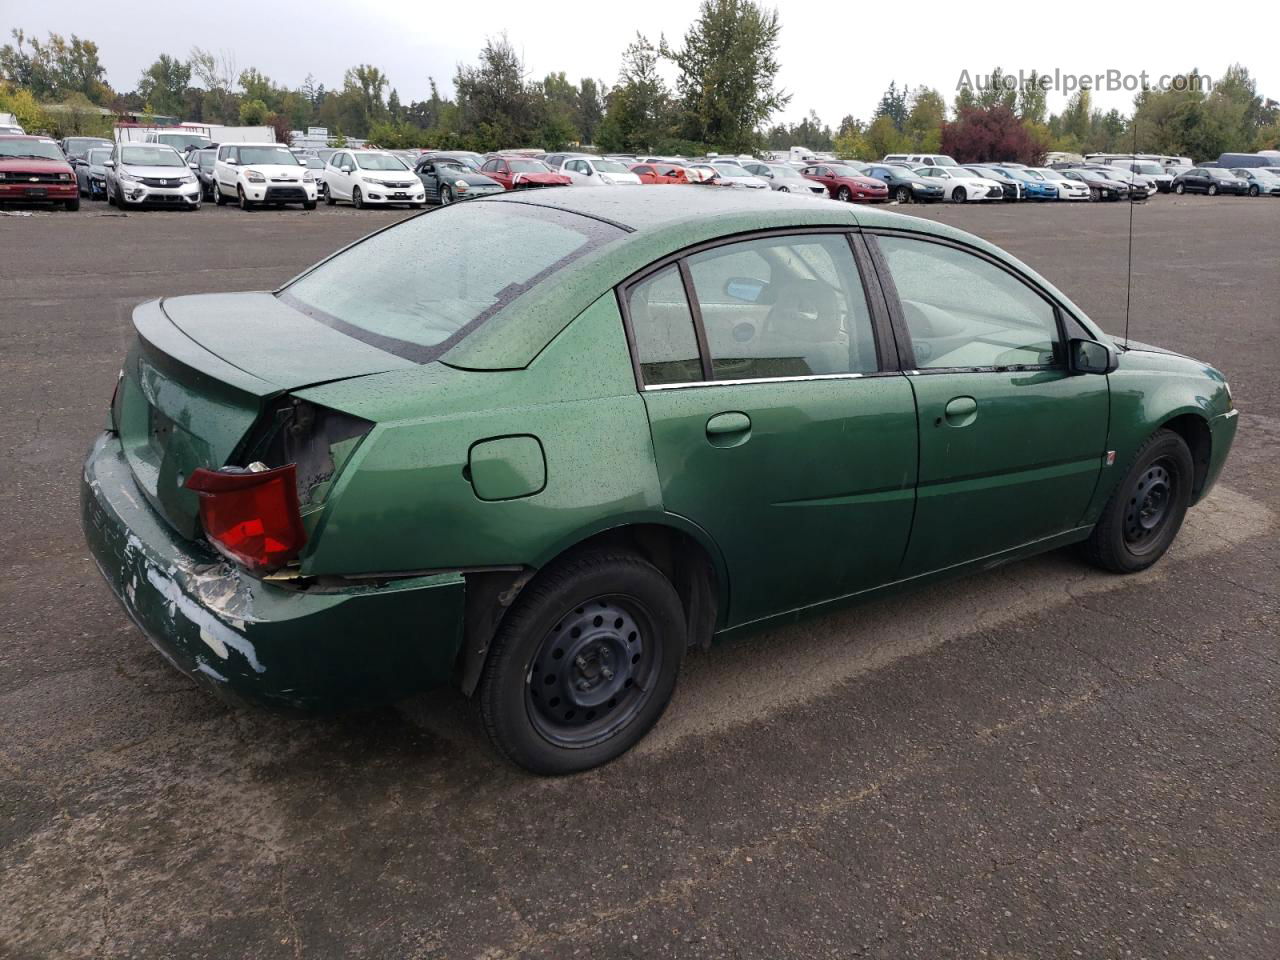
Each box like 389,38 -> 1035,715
105,143 -> 202,209
742,161 -> 829,196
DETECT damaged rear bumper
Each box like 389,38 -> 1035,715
80,431 -> 466,709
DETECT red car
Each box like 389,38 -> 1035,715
629,162 -> 690,184
801,163 -> 889,203
0,135 -> 79,211
479,156 -> 572,190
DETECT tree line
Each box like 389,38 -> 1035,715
2,16 -> 1276,162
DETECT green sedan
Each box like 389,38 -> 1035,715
80,189 -> 1238,774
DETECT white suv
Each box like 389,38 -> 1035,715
213,142 -> 318,210
323,150 -> 425,208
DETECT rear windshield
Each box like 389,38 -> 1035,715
280,201 -> 624,363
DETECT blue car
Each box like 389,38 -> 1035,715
991,165 -> 1059,200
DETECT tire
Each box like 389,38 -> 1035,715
304,199 -> 317,210
106,182 -> 116,206
1248,185 -> 1259,197
1174,183 -> 1185,195
952,186 -> 966,203
352,186 -> 364,209
479,550 -> 686,775
836,186 -> 851,202
1207,184 -> 1218,196
778,186 -> 789,193
1083,429 -> 1194,574
439,185 -> 453,205
325,189 -> 336,206
238,186 -> 253,211
214,181 -> 227,206
65,197 -> 80,211
895,186 -> 911,203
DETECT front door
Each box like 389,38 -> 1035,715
869,233 -> 1109,574
627,232 -> 918,627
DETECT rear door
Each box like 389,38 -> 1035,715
867,232 -> 1109,574
627,231 -> 919,627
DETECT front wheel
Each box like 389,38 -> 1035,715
303,199 -> 317,210
951,186 -> 966,203
353,186 -> 365,209
1083,430 -> 1194,574
836,186 -> 851,202
439,185 -> 454,205
1174,183 -> 1185,195
238,186 -> 254,211
64,197 -> 80,211
1248,185 -> 1259,197
479,551 -> 686,775
214,181 -> 227,205
895,186 -> 911,203
1207,184 -> 1218,196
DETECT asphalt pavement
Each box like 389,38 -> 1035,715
1,196 -> 1276,959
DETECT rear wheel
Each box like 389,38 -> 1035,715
479,550 -> 686,775
1083,430 -> 1194,574
836,186 -> 851,202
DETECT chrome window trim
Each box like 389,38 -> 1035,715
644,372 -> 868,391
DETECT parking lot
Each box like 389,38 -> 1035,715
2,196 -> 1277,959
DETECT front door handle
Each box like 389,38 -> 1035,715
942,396 -> 978,427
705,411 -> 752,446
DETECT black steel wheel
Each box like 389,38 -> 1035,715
479,550 -> 686,774
1083,429 -> 1194,573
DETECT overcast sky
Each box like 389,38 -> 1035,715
13,3 -> 1278,127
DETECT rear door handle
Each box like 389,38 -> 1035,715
942,396 -> 978,427
706,411 -> 752,446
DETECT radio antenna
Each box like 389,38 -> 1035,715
1122,101 -> 1139,350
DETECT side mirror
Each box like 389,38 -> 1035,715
225,158 -> 238,165
103,160 -> 115,169
1070,338 -> 1118,375
341,165 -> 352,173
189,162 -> 199,169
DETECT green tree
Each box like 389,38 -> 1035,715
864,113 -> 911,158
1,29 -> 111,104
239,98 -> 270,125
138,54 -> 191,117
454,35 -> 539,149
872,81 -> 909,131
665,0 -> 790,152
577,78 -> 606,145
905,86 -> 946,152
1016,71 -> 1048,124
597,33 -> 672,153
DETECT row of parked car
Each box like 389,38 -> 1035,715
5,133 -> 1280,213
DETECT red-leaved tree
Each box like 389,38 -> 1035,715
941,105 -> 1047,164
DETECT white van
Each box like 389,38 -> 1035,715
883,153 -> 958,167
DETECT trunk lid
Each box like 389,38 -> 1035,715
116,294 -> 413,538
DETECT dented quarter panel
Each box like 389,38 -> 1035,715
294,293 -> 673,577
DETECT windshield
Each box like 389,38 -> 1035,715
282,202 -> 623,362
304,157 -> 323,169
712,161 -> 750,177
65,138 -> 111,158
0,138 -> 65,161
238,145 -> 299,166
946,168 -> 978,178
509,158 -> 551,173
829,164 -> 866,177
87,148 -> 113,165
1073,170 -> 1105,181
966,167 -> 1000,178
120,145 -> 184,167
1208,168 -> 1236,179
156,134 -> 212,151
355,152 -> 410,171
1009,169 -> 1042,181
1130,162 -> 1162,174
769,165 -> 803,178
593,159 -> 630,173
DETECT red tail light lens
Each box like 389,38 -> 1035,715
185,464 -> 307,573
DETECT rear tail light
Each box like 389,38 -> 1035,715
186,464 -> 307,573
